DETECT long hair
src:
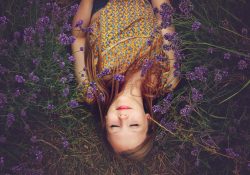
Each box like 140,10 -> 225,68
84,29 -> 166,160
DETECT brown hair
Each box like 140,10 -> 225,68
84,31 -> 166,160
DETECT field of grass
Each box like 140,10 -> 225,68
0,0 -> 249,174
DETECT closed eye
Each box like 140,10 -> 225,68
130,124 -> 139,127
110,125 -> 119,128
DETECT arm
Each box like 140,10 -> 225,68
151,0 -> 180,91
71,0 -> 94,85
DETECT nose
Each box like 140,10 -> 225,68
118,114 -> 129,120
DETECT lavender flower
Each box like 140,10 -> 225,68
90,81 -> 97,91
160,119 -> 177,132
114,74 -> 125,81
75,19 -> 83,28
47,104 -> 55,110
36,16 -> 50,33
192,21 -> 202,31
0,16 -> 8,26
6,113 -> 15,128
98,92 -> 105,102
86,87 -> 95,99
32,58 -> 40,66
0,136 -> 6,144
30,136 -> 37,143
68,55 -> 75,62
179,0 -> 193,17
60,77 -> 67,84
141,59 -> 153,76
186,66 -> 208,82
207,47 -> 214,54
97,68 -> 111,78
34,150 -> 43,162
13,31 -> 21,40
223,53 -> 231,60
238,59 -> 248,70
214,69 -> 228,82
61,137 -> 69,149
68,99 -> 79,108
241,28 -> 248,36
15,75 -> 26,83
29,72 -> 40,82
0,64 -> 8,75
20,108 -> 27,118
180,105 -> 193,117
191,147 -> 200,156
159,2 -> 174,28
23,27 -> 35,44
225,148 -> 240,158
0,93 -> 7,109
63,23 -> 72,32
62,87 -> 69,97
191,87 -> 203,102
153,7 -> 159,14
58,33 -> 76,45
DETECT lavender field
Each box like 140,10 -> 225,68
0,0 -> 250,174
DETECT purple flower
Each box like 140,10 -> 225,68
47,104 -> 55,110
30,136 -> 37,143
179,0 -> 193,17
191,147 -> 200,156
32,58 -> 40,66
34,150 -> 43,162
68,99 -> 79,108
59,61 -> 65,69
114,74 -> 125,82
75,19 -> 83,28
146,39 -> 152,46
83,27 -> 93,33
63,87 -> 69,97
86,87 -> 95,99
15,75 -> 26,83
80,46 -> 84,51
238,59 -> 248,70
225,148 -> 240,158
0,136 -> 6,144
180,105 -> 193,117
36,16 -> 50,33
164,32 -> 178,41
61,137 -> 69,149
29,72 -> 40,82
20,108 -> 27,118
223,52 -> 231,60
160,119 -> 177,132
191,87 -> 203,102
23,27 -> 35,44
0,156 -> 4,168
0,93 -> 7,109
98,92 -> 105,102
159,2 -> 174,28
0,64 -> 8,75
207,47 -> 214,54
13,31 -> 21,39
186,66 -> 208,82
241,28 -> 248,36
0,16 -> 8,25
153,7 -> 159,14
6,113 -> 15,128
214,69 -> 228,82
68,55 -> 75,62
192,21 -> 202,31
58,33 -> 76,45
60,77 -> 67,84
97,68 -> 111,78
141,59 -> 153,76
63,23 -> 72,32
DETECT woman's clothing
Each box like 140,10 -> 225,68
79,0 -> 180,104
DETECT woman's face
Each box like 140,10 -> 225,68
105,95 -> 150,153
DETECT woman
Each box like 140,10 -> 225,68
71,0 -> 181,160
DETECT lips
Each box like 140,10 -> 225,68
116,105 -> 132,110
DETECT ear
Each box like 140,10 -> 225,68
145,113 -> 151,120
